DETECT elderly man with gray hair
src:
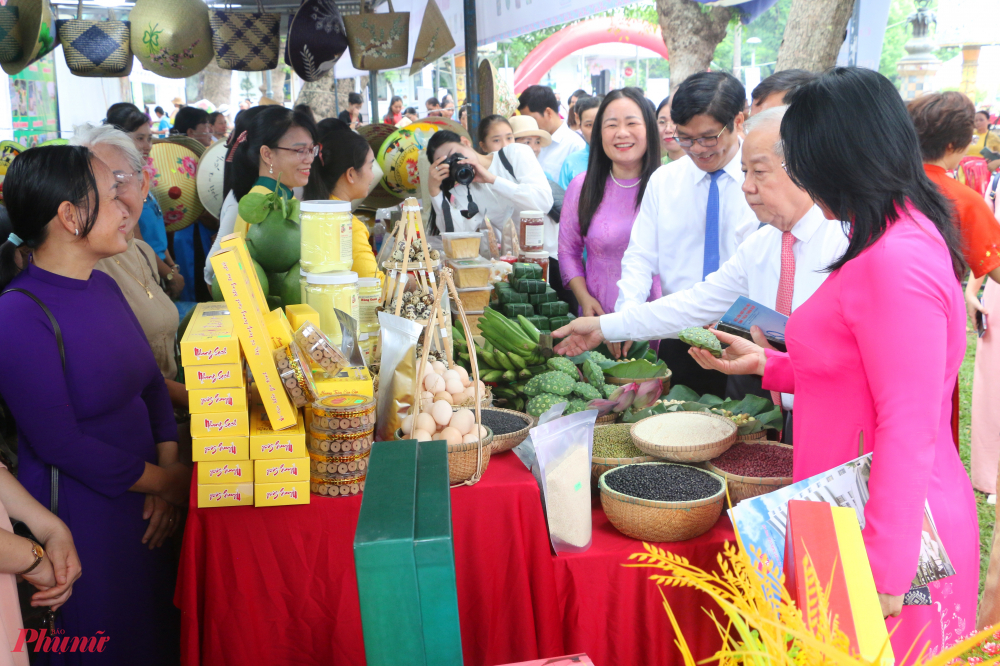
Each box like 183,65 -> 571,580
70,124 -> 188,416
553,106 -> 849,438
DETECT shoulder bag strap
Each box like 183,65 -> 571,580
1,288 -> 62,514
497,147 -> 517,182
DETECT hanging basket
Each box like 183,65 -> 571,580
343,0 -> 408,71
209,0 -> 280,72
57,0 -> 132,77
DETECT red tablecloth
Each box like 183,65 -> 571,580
176,453 -> 734,666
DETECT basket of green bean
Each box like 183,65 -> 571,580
591,424 -> 656,481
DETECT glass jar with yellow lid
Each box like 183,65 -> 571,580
304,270 -> 360,346
300,200 -> 353,274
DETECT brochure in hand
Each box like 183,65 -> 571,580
730,453 -> 955,605
717,296 -> 788,352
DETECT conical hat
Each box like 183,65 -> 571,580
358,122 -> 399,158
130,0 -> 213,79
196,139 -> 227,218
479,58 -> 517,118
419,116 -> 470,142
1,0 -> 55,76
154,136 -> 207,158
409,0 -> 454,76
286,0 -> 347,82
149,141 -> 204,233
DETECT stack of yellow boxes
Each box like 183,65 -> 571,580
182,303 -> 254,508
248,385 -> 310,507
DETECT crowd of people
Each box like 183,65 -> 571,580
0,62 -> 995,662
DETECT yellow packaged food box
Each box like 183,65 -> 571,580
197,460 -> 253,484
264,308 -> 296,350
254,457 -> 309,483
220,233 -> 268,307
285,303 -> 320,332
313,367 -> 374,399
198,483 -> 254,508
250,404 -> 306,459
184,363 -> 245,390
211,247 -> 298,430
187,387 -> 248,414
254,481 -> 310,507
191,436 -> 250,462
180,303 -> 241,366
190,411 -> 250,438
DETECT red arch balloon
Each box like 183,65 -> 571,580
513,18 -> 669,94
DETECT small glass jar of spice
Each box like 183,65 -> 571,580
518,210 -> 545,252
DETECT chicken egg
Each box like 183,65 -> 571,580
431,400 -> 453,427
442,369 -> 460,384
433,391 -> 454,405
423,373 -> 445,394
440,426 -> 463,446
462,433 -> 480,444
415,413 -> 436,434
450,409 -> 475,435
455,366 -> 470,386
413,429 -> 431,442
401,414 -> 416,436
445,378 -> 465,395
431,361 -> 447,376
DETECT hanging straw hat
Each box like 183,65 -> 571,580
129,0 -> 213,79
286,0 -> 348,83
149,140 -> 204,233
196,139 -> 227,218
478,58 -> 517,118
409,0 -> 454,76
2,0 -> 56,76
508,115 -> 552,147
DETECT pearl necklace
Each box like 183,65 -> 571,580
610,173 -> 640,188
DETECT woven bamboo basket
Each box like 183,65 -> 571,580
599,463 -> 726,542
630,412 -> 737,463
482,408 -> 534,454
449,385 -> 493,410
704,441 -> 793,504
595,413 -> 617,425
737,429 -> 768,443
591,454 -> 657,482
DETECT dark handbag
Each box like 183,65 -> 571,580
57,0 -> 133,77
1,288 -> 62,635
209,0 -> 280,72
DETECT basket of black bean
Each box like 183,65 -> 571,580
591,424 -> 656,481
598,462 -> 726,542
704,441 -> 793,504
480,408 -> 535,454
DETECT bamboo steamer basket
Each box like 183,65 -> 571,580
704,441 -> 793,504
630,412 -> 737,463
599,462 -> 726,542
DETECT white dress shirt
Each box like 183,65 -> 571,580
601,205 -> 849,409
614,149 -> 759,313
430,143 -> 553,237
538,122 -> 586,182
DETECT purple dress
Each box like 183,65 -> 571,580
559,173 -> 661,315
0,264 -> 178,665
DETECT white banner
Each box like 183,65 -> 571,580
473,0 -> 634,46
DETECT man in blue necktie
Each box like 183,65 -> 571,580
613,71 -> 759,396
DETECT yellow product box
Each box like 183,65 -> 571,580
264,308 -> 296,350
285,303 -> 320,332
191,436 -> 250,462
250,404 -> 306,459
180,302 -> 242,366
211,247 -> 298,431
254,481 -> 310,507
197,460 -> 253,484
220,234 -> 268,307
188,387 -> 248,414
314,366 -> 374,399
254,457 -> 309,483
198,482 -> 254,508
184,363 -> 245,390
190,410 -> 250,438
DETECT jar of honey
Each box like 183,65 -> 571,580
304,271 -> 360,346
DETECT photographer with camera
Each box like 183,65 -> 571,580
426,130 -> 553,238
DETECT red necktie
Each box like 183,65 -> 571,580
771,231 -> 795,406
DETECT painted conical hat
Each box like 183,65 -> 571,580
149,141 -> 204,233
130,0 -> 213,79
479,58 -> 517,118
196,139 -> 227,218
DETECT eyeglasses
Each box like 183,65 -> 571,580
275,145 -> 320,160
673,126 -> 728,148
114,172 -> 137,190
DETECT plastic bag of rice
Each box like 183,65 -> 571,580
533,409 -> 598,554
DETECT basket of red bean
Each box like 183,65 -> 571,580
704,441 -> 793,504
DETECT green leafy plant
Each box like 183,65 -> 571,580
237,176 -> 300,226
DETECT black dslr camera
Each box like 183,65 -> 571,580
441,153 -> 476,190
